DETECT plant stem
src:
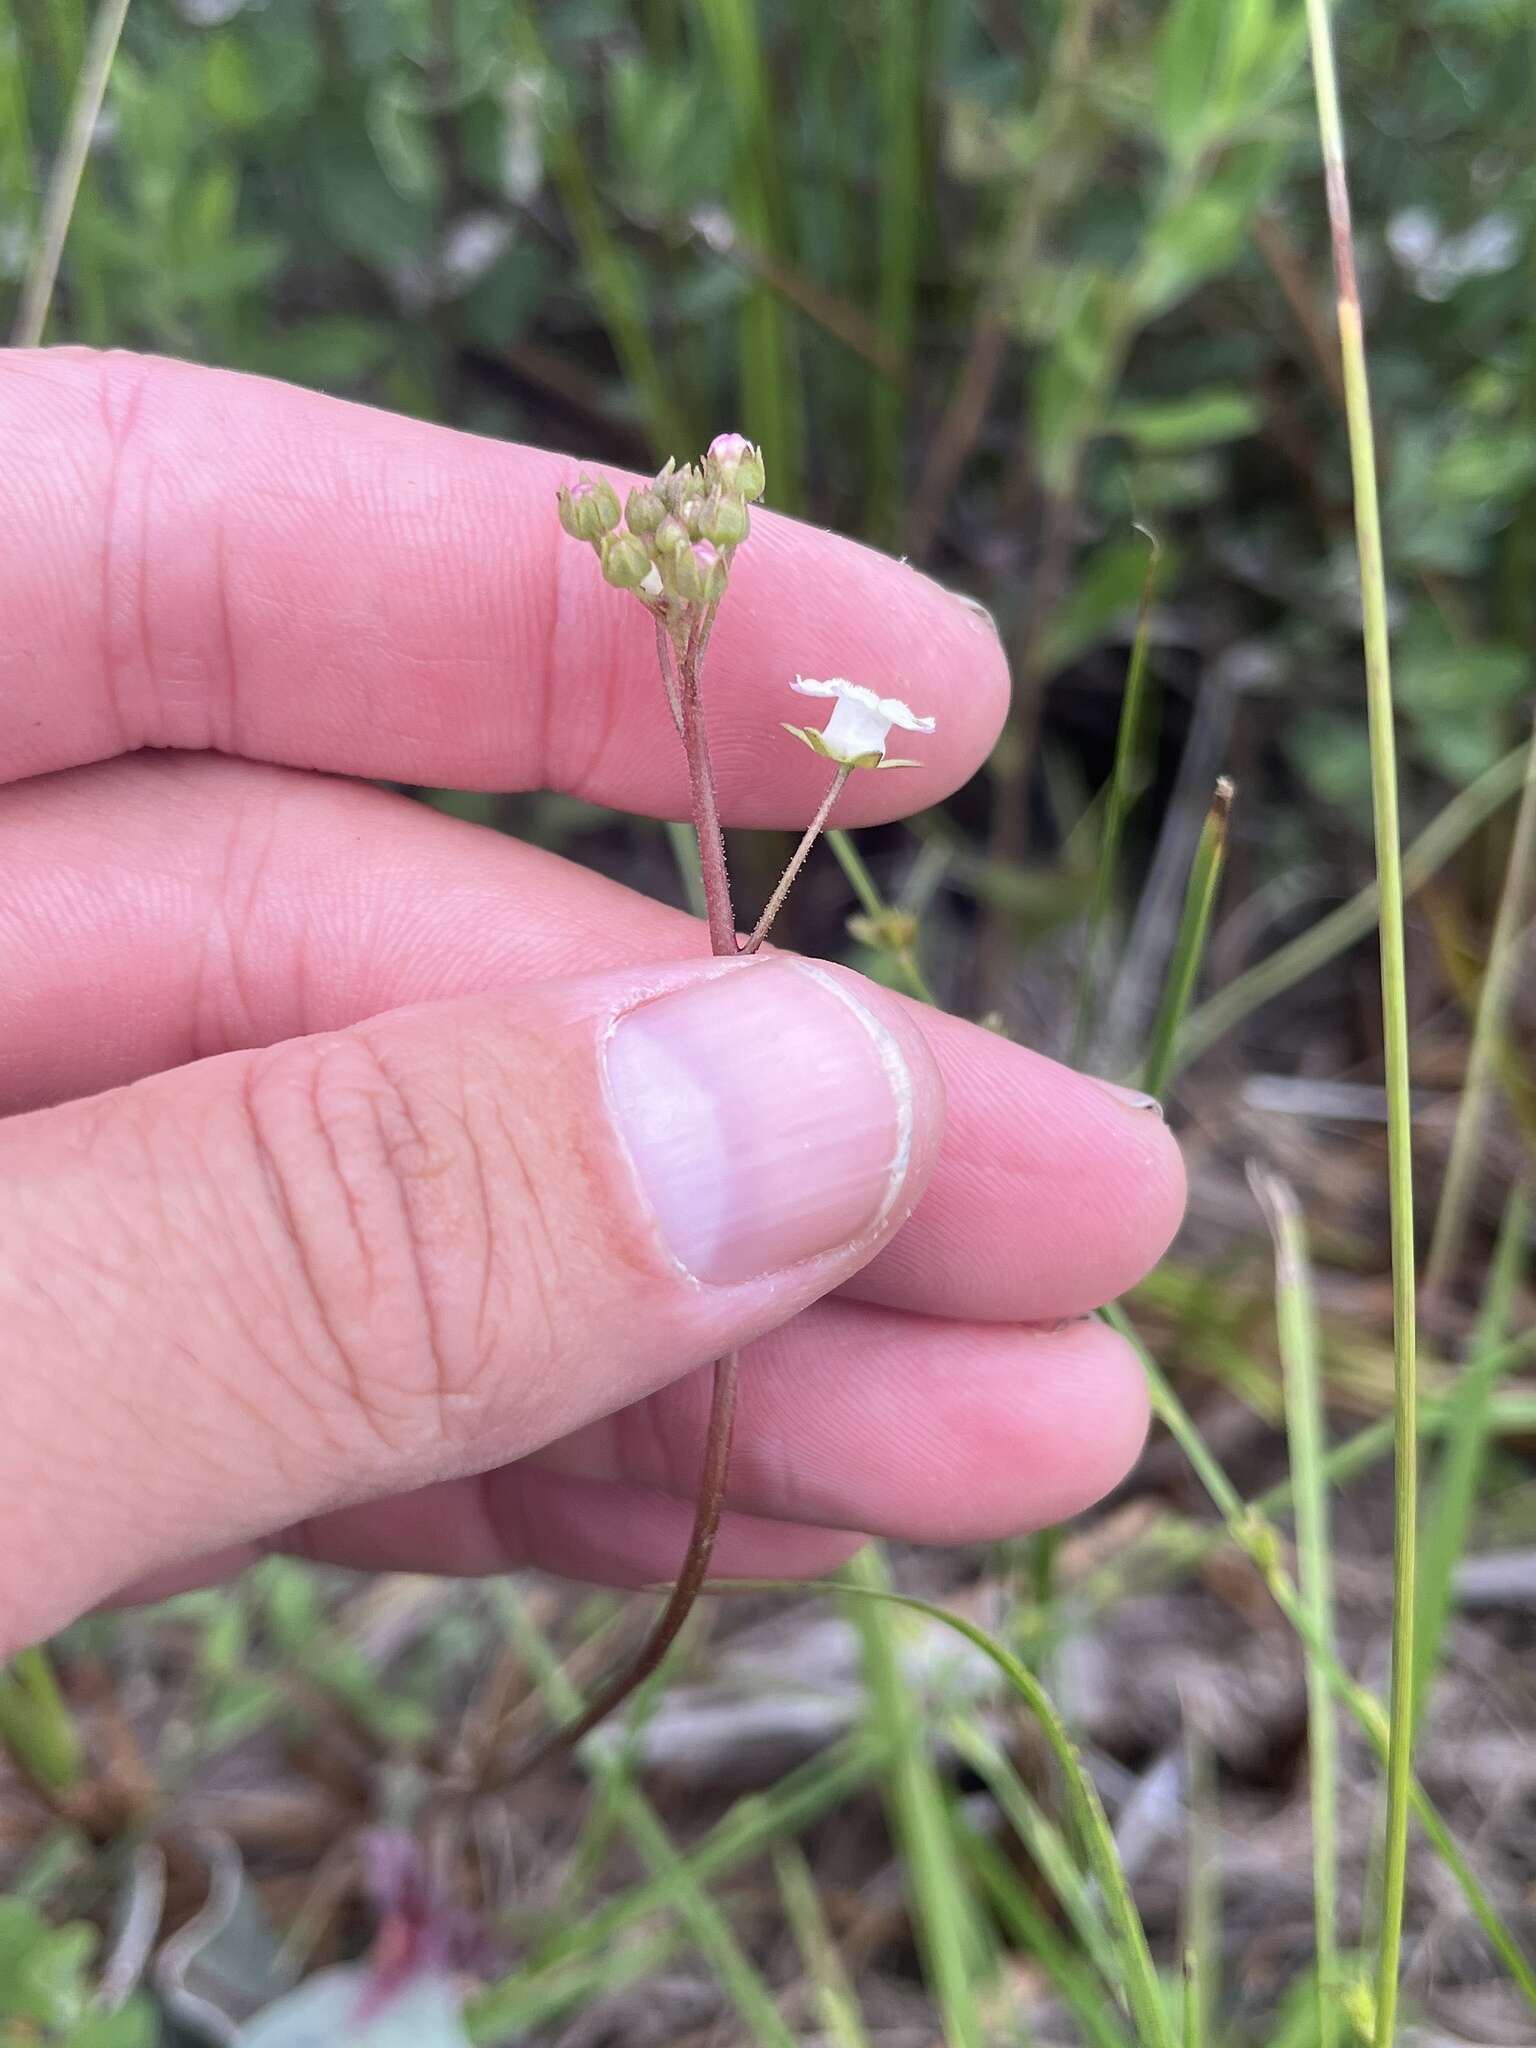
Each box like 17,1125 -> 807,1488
1140,777 -> 1233,1100
676,616 -> 739,959
11,0 -> 131,348
1422,710 -> 1536,1303
502,601 -> 743,1784
746,766 -> 850,952
1073,527 -> 1161,1066
1302,11 -> 1419,2035
825,829 -> 938,1004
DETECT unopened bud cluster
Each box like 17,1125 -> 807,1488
557,433 -> 765,614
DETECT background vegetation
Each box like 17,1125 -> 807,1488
2,1 -> 1534,2042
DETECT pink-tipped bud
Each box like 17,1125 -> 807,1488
557,475 -> 621,542
705,433 -> 765,501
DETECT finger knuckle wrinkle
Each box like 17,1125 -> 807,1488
239,1029 -> 513,1453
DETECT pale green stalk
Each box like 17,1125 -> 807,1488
1423,720 -> 1536,1300
1073,530 -> 1162,1065
773,1843 -> 873,2048
826,828 -> 938,1003
1176,739 -> 1529,1072
962,1826 -> 1131,2048
1253,1169 -> 1338,2048
1182,1728 -> 1219,2048
867,0 -> 926,543
841,1551 -> 1177,2048
845,1547 -> 991,2048
482,1585 -> 799,2048
1107,1305 -> 1536,2010
665,818 -> 708,921
1140,777 -> 1233,1099
1413,1183 -> 1529,1730
10,0 -> 130,347
1300,9 -> 1418,2033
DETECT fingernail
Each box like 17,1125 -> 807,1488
606,961 -> 914,1285
1091,1078 -> 1165,1118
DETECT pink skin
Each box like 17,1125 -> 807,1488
0,351 -> 1185,1651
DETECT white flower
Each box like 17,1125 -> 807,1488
783,676 -> 936,769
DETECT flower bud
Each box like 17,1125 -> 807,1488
706,432 -> 765,501
600,530 -> 654,591
626,484 -> 667,535
557,475 -> 621,542
653,513 -> 690,556
693,539 -> 729,603
666,539 -> 707,603
697,489 -> 749,548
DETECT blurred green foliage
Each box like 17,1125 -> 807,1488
5,0 -> 1532,893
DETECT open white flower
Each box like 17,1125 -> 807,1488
783,676 -> 936,770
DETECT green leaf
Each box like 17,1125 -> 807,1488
1109,388 -> 1262,451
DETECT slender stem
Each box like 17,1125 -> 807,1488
1302,8 -> 1419,2038
1140,778 -> 1233,1100
746,766 -> 850,953
11,0 -> 132,347
1422,711 -> 1536,1303
653,617 -> 685,736
504,595 -> 743,1783
495,1352 -> 740,1783
677,616 -> 739,959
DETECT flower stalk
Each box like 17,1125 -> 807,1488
528,437 -> 936,1780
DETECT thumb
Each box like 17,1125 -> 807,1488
0,955 -> 941,1648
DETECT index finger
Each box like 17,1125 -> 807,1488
0,349 -> 1007,825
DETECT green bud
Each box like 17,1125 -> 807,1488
626,484 -> 667,535
654,513 -> 690,555
600,530 -> 654,591
666,540 -> 707,603
697,490 -> 749,548
557,475 -> 621,542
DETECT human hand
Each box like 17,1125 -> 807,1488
0,351 -> 1184,1654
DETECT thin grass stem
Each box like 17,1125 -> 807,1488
825,829 -> 938,1004
1412,1182 -> 1529,1731
11,0 -> 131,347
1107,1306 -> 1536,2011
1176,739 -> 1529,1073
1073,528 -> 1161,1066
1300,10 -> 1419,2031
1141,777 -> 1233,1099
1252,1168 -> 1338,2048
1422,716 -> 1536,1301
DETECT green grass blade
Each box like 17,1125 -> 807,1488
1140,776 -> 1233,1098
666,817 -> 708,920
844,1546 -> 992,2048
867,0 -> 927,545
10,0 -> 131,347
1300,9 -> 1419,2033
1073,528 -> 1162,1066
1108,1305 -> 1536,2013
947,1717 -> 1122,1993
511,12 -> 687,456
962,1825 -> 1132,2048
1253,1168 -> 1339,2048
692,0 -> 805,508
839,1551 -> 1177,2048
0,1647 -> 84,1796
826,828 -> 939,1004
1423,720 -> 1536,1301
1182,1725 -> 1219,2048
1413,1183 -> 1530,1730
485,1584 -> 800,2048
772,1842 -> 873,2048
1175,739 -> 1530,1074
